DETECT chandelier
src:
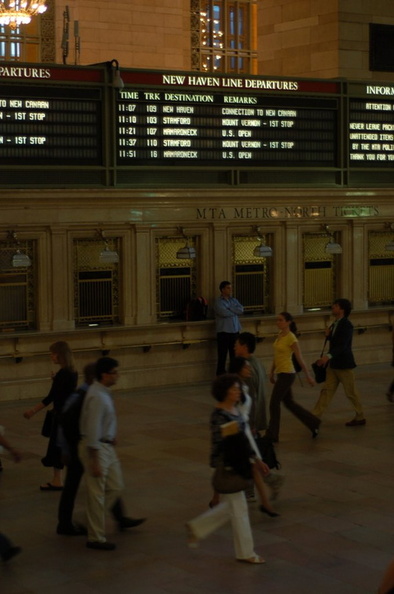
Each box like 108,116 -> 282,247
0,0 -> 47,30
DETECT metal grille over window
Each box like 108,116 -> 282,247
157,236 -> 197,319
191,0 -> 257,74
74,237 -> 120,326
0,239 -> 35,330
368,231 -> 394,306
233,235 -> 271,314
303,233 -> 337,310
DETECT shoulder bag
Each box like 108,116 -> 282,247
312,338 -> 328,384
212,458 -> 253,494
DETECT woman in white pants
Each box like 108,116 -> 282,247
186,374 -> 269,564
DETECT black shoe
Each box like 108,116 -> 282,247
118,517 -> 146,531
86,541 -> 116,551
345,418 -> 366,427
259,505 -> 280,518
2,546 -> 21,561
312,428 -> 319,439
57,523 -> 87,536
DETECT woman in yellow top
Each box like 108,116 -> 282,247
265,312 -> 320,443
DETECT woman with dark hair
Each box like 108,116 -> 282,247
186,374 -> 268,564
23,341 -> 78,490
265,312 -> 319,443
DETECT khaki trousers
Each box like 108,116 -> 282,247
312,367 -> 364,419
79,441 -> 124,543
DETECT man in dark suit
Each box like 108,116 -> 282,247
312,298 -> 366,426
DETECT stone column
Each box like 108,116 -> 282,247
51,227 -> 74,331
135,226 -> 154,324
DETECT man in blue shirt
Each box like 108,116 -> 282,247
214,281 -> 243,375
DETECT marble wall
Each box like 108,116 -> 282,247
54,0 -> 191,70
257,0 -> 394,81
0,187 -> 392,400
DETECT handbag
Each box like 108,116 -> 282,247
312,337 -> 328,384
41,409 -> 54,438
312,362 -> 327,384
212,459 -> 253,494
254,435 -> 280,470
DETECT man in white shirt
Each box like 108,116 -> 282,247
79,357 -> 126,550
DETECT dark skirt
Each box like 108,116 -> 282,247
41,413 -> 63,469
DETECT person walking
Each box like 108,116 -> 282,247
79,357 -> 136,551
265,312 -> 319,443
0,427 -> 22,562
186,374 -> 268,564
214,281 -> 243,376
234,331 -> 268,432
229,357 -> 281,515
23,341 -> 78,490
311,298 -> 366,426
57,362 -> 145,536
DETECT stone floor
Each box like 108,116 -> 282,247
0,363 -> 394,594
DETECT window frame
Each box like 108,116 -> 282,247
191,0 -> 257,74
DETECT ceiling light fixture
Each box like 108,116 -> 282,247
0,0 -> 47,30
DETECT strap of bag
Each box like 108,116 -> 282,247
320,337 -> 328,358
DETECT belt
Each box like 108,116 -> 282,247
100,439 -> 115,445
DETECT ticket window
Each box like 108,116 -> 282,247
303,233 -> 338,311
156,236 -> 198,320
232,235 -> 272,314
368,231 -> 394,306
73,238 -> 120,326
0,240 -> 36,330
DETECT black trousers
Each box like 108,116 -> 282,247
0,532 -> 12,558
387,379 -> 394,397
58,443 -> 126,529
216,332 -> 239,376
266,373 -> 320,442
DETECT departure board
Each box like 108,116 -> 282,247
116,73 -> 339,167
0,86 -> 102,165
349,93 -> 394,167
1,63 -> 394,187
